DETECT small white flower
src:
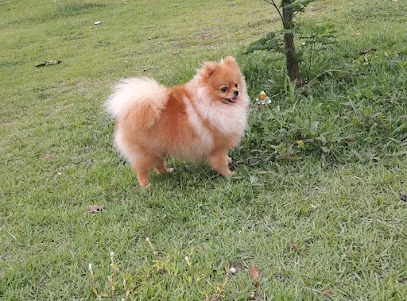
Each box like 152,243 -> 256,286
230,267 -> 237,274
88,263 -> 93,273
146,237 -> 150,242
110,251 -> 115,257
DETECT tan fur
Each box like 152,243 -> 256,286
106,57 -> 250,187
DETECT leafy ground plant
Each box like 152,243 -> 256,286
1,0 -> 407,300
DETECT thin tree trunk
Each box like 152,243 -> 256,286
282,0 -> 300,81
283,33 -> 300,81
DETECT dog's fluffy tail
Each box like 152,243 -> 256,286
105,78 -> 168,127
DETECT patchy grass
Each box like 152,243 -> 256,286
1,0 -> 407,300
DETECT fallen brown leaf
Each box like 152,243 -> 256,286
290,241 -> 300,250
343,137 -> 357,142
43,153 -> 54,159
88,205 -> 105,214
249,266 -> 260,281
323,289 -> 333,295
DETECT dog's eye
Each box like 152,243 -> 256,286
234,83 -> 238,88
221,87 -> 228,93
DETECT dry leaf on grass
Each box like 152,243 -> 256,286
249,266 -> 259,281
42,153 -> 54,159
249,266 -> 260,287
88,205 -> 105,214
323,289 -> 333,295
290,241 -> 300,250
343,137 -> 357,142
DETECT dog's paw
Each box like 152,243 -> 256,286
155,167 -> 174,175
223,168 -> 233,177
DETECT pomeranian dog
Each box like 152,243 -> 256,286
106,56 -> 249,188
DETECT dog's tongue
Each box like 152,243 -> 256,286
231,96 -> 238,103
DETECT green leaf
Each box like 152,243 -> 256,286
245,31 -> 284,54
283,0 -> 314,12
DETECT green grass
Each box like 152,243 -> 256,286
1,0 -> 407,300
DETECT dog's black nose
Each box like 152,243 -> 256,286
234,90 -> 239,96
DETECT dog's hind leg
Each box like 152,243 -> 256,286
131,162 -> 150,188
130,153 -> 160,188
154,159 -> 174,175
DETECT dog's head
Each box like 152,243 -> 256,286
197,56 -> 245,105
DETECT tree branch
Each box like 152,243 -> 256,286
262,0 -> 286,27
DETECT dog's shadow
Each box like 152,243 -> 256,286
149,159 -> 240,189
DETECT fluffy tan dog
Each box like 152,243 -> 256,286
106,56 -> 249,187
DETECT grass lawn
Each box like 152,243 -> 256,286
1,0 -> 407,300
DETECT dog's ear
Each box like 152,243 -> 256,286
223,56 -> 236,66
199,62 -> 217,80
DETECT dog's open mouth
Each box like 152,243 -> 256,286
223,96 -> 238,104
